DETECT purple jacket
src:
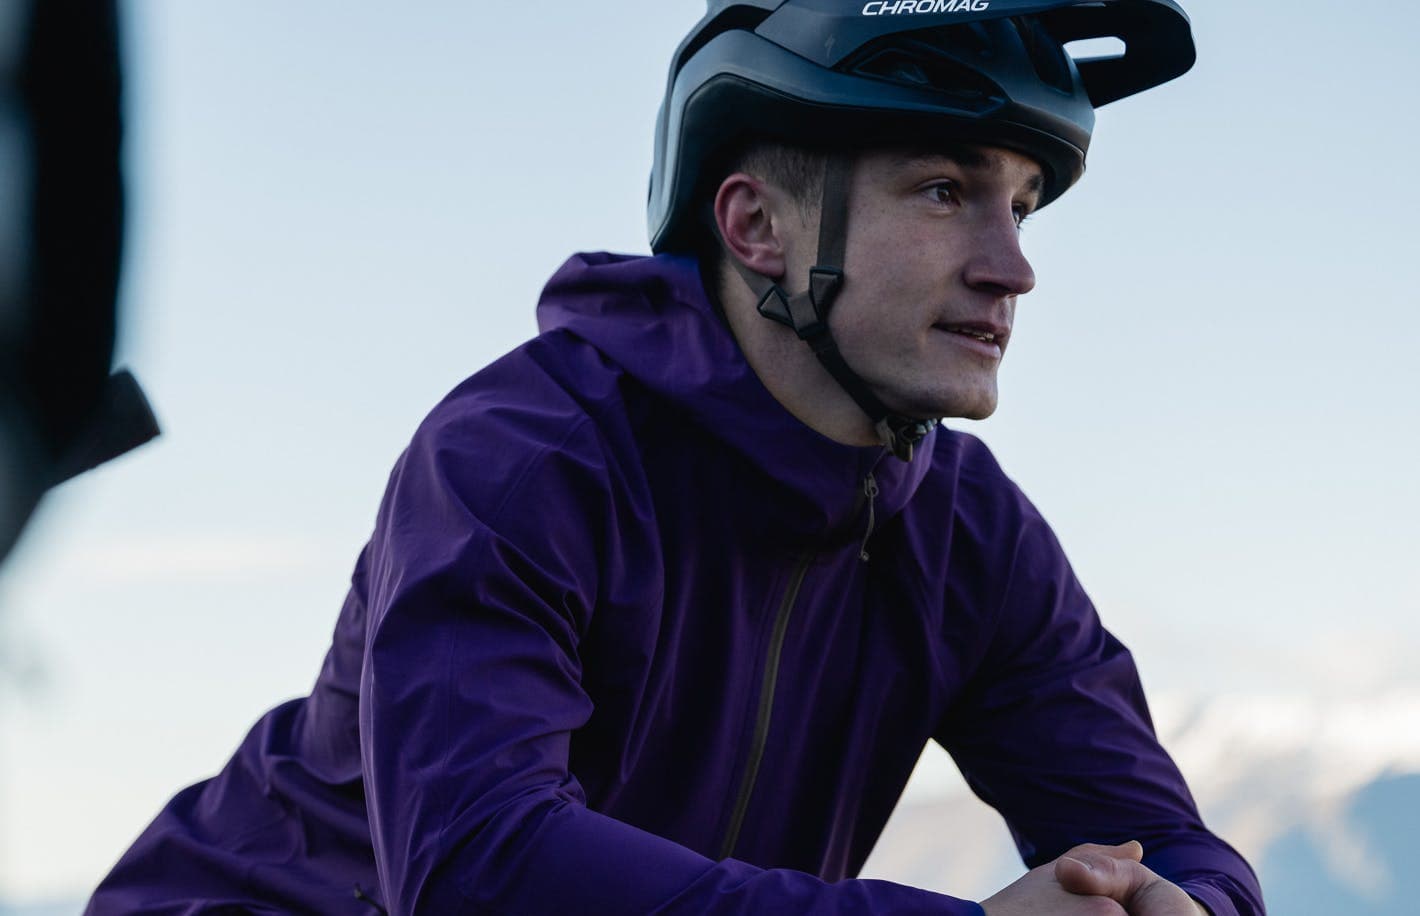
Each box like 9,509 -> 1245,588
89,253 -> 1262,915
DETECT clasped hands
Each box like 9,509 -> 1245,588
981,841 -> 1209,915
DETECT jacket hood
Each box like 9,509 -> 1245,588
535,251 -> 936,543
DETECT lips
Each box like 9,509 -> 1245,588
933,320 -> 1010,355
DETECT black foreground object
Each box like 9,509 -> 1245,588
1,0 -> 159,565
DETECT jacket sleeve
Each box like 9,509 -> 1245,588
357,393 -> 981,915
935,486 -> 1265,916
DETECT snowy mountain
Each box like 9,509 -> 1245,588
862,689 -> 1420,913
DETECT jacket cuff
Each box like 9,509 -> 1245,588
1179,880 -> 1235,916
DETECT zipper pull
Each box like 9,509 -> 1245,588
859,472 -> 879,562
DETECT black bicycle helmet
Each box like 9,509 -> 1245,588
648,0 -> 1195,459
649,0 -> 1195,252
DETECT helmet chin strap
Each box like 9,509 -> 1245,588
726,153 -> 937,462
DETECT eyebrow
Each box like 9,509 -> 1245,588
901,146 -> 1045,200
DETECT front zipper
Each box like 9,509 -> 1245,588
858,472 -> 879,562
717,551 -> 813,860
716,468 -> 881,860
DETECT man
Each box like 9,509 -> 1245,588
89,2 -> 1264,914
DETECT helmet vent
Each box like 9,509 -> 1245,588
847,40 -> 1005,112
1063,35 -> 1126,61
1011,15 -> 1075,94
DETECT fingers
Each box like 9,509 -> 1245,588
1055,854 -> 1113,896
1067,840 -> 1143,862
982,861 -> 1133,916
1052,841 -> 1203,915
1054,842 -> 1149,899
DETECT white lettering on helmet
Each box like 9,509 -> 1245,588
862,0 -> 989,14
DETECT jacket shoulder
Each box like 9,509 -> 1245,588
404,330 -> 640,516
912,429 -> 1085,664
368,332 -> 649,604
923,427 -> 1045,535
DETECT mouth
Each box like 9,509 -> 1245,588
933,320 -> 1009,358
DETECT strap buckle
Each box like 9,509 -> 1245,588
756,266 -> 844,341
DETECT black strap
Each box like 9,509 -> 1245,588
816,154 -> 851,275
726,154 -> 935,462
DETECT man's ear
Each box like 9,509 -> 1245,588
713,173 -> 788,280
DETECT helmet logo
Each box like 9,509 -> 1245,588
862,0 -> 990,14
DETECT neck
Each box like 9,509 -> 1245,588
717,261 -> 880,448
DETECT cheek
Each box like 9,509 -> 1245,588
830,290 -> 923,365
852,223 -> 955,291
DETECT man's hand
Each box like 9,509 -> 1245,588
981,841 -> 1210,916
1054,841 -> 1209,915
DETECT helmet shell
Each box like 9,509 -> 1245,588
648,0 -> 1194,252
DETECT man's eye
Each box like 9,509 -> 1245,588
1013,205 -> 1032,229
925,181 -> 958,205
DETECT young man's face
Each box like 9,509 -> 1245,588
821,145 -> 1042,421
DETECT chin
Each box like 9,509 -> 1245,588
875,370 -> 1000,422
955,401 -> 998,421
892,392 -> 997,422
922,384 -> 1000,421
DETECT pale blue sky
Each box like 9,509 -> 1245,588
1,0 -> 1417,902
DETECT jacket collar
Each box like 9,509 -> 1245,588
536,252 -> 937,546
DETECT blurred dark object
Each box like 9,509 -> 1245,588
2,0 -> 159,566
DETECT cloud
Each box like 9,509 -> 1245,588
1155,689 -> 1420,803
78,531 -> 329,584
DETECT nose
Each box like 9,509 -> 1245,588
962,212 -> 1036,297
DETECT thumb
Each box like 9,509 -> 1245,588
1113,839 -> 1144,862
1055,842 -> 1147,898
